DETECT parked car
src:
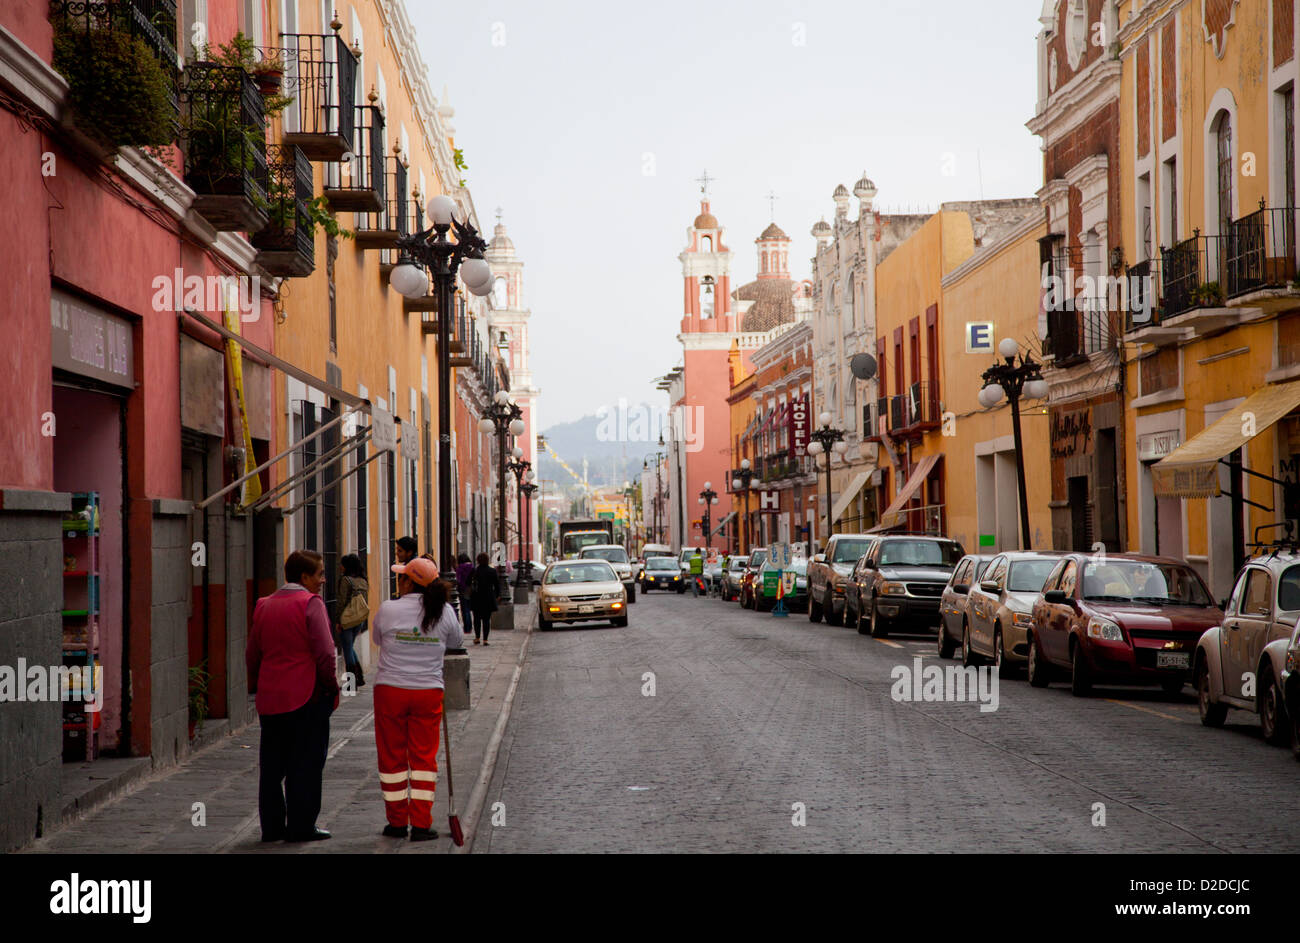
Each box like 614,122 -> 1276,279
1028,553 -> 1222,696
938,554 -> 996,658
537,559 -> 628,629
853,535 -> 965,638
807,534 -> 877,626
720,555 -> 749,601
842,541 -> 881,628
578,544 -> 636,603
641,555 -> 681,592
962,551 -> 1065,675
1282,621 -> 1300,759
1194,549 -> 1299,744
739,547 -> 769,609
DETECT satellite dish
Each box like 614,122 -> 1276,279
849,353 -> 878,380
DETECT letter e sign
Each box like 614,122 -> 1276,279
966,322 -> 994,353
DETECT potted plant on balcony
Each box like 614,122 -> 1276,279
1191,281 -> 1224,307
198,32 -> 293,113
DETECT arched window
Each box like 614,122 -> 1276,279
1214,111 -> 1233,234
699,276 -> 715,318
701,235 -> 712,252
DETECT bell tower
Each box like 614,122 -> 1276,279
679,172 -> 734,333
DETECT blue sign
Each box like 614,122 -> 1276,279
965,322 -> 994,353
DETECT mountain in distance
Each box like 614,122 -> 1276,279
536,405 -> 661,494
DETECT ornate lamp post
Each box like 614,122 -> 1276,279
978,338 -> 1049,550
520,477 -> 538,578
506,450 -> 531,601
731,458 -> 755,553
806,412 -> 846,544
698,482 -> 719,550
478,390 -> 525,601
390,194 -> 492,604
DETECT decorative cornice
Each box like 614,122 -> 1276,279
0,24 -> 66,120
1026,58 -> 1120,141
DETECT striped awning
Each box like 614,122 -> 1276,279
1152,379 -> 1300,497
875,453 -> 942,529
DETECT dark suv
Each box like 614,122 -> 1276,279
853,535 -> 965,638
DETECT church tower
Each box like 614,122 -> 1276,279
679,190 -> 734,333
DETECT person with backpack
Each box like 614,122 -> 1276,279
468,552 -> 501,646
335,554 -> 369,688
371,557 -> 464,841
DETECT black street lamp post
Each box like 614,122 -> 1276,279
390,194 -> 492,607
698,483 -> 718,550
806,413 -> 846,544
507,453 -> 532,600
979,338 -> 1049,550
520,481 -> 538,580
478,390 -> 525,601
731,459 -> 755,553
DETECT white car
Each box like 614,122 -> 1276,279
579,544 -> 637,603
538,559 -> 628,629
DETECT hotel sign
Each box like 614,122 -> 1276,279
789,394 -> 809,457
50,290 -> 134,389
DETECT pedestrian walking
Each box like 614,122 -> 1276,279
689,548 -> 704,596
371,557 -> 464,841
246,550 -> 340,843
455,553 -> 474,635
334,553 -> 369,688
468,552 -> 500,646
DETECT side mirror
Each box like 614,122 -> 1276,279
862,559 -> 877,569
812,554 -> 826,564
953,583 -> 970,595
1218,598 -> 1228,612
979,580 -> 999,593
1043,589 -> 1070,604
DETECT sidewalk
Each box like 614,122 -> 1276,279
22,601 -> 535,854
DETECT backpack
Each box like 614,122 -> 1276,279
339,576 -> 370,631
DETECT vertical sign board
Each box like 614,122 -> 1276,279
789,395 -> 809,457
399,418 -> 419,462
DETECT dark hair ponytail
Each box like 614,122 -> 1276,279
419,578 -> 449,633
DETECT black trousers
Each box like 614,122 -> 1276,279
472,608 -> 492,642
258,694 -> 332,839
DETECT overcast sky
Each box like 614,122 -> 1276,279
408,1 -> 1045,427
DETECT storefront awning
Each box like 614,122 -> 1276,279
875,453 -> 941,529
758,402 -> 789,436
830,469 -> 873,524
1152,379 -> 1300,497
710,510 -> 736,537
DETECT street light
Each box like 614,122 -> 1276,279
478,389 -> 524,601
507,453 -> 531,601
390,193 -> 489,603
807,413 -> 845,543
731,457 -> 755,553
643,436 -> 666,544
979,337 -> 1048,550
698,481 -> 719,550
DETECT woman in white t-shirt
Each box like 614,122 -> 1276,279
371,557 -> 464,841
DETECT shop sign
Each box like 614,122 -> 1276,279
399,419 -> 419,462
1050,407 -> 1092,459
789,395 -> 809,456
50,290 -> 134,389
757,490 -> 781,513
371,407 -> 397,452
1137,430 -> 1180,463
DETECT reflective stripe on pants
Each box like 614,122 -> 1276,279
374,685 -> 443,829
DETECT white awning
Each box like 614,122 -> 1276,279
875,453 -> 942,529
830,469 -> 873,524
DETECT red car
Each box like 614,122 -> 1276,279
1027,553 -> 1223,696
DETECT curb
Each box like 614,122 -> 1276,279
454,603 -> 534,853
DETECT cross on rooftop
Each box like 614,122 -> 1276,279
495,206 -> 503,224
696,170 -> 714,197
766,190 -> 779,221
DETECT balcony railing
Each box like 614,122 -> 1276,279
355,155 -> 409,249
1124,258 -> 1159,332
1044,306 -> 1113,363
1160,233 -> 1201,318
252,143 -> 314,277
278,30 -> 358,160
1217,203 -> 1297,297
323,104 -> 383,212
906,380 -> 940,429
179,62 -> 268,231
50,0 -> 181,144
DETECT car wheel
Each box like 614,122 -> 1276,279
1259,671 -> 1289,746
994,627 -> 1015,679
937,620 -> 956,659
1070,643 -> 1092,697
825,592 -> 842,627
961,620 -> 979,667
612,615 -> 628,627
1196,661 -> 1227,727
538,613 -> 551,631
1027,632 -> 1050,688
809,592 -> 823,623
869,596 -> 890,639
627,586 -> 636,604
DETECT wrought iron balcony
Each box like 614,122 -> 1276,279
278,30 -> 358,160
1214,203 -> 1297,298
252,143 -> 314,277
355,155 -> 409,249
1160,233 -> 1201,318
179,62 -> 268,231
323,104 -> 383,213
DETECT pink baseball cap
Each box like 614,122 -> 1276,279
391,557 -> 439,586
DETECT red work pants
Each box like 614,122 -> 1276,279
374,685 -> 443,829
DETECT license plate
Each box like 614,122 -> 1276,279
579,605 -> 594,613
1156,651 -> 1189,669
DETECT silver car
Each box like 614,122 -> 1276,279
579,544 -> 637,603
963,551 -> 1063,675
720,555 -> 749,601
938,554 -> 995,658
538,559 -> 628,629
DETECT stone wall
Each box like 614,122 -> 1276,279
149,500 -> 191,767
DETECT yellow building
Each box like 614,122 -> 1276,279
1118,0 -> 1300,598
870,201 -> 1041,547
725,341 -> 759,552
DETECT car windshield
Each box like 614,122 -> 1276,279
1081,561 -> 1213,605
581,547 -> 628,563
878,540 -> 963,567
749,552 -> 767,567
646,558 -> 677,571
1008,559 -> 1060,593
1282,565 -> 1300,612
726,557 -> 749,570
544,562 -> 616,584
832,540 -> 872,563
